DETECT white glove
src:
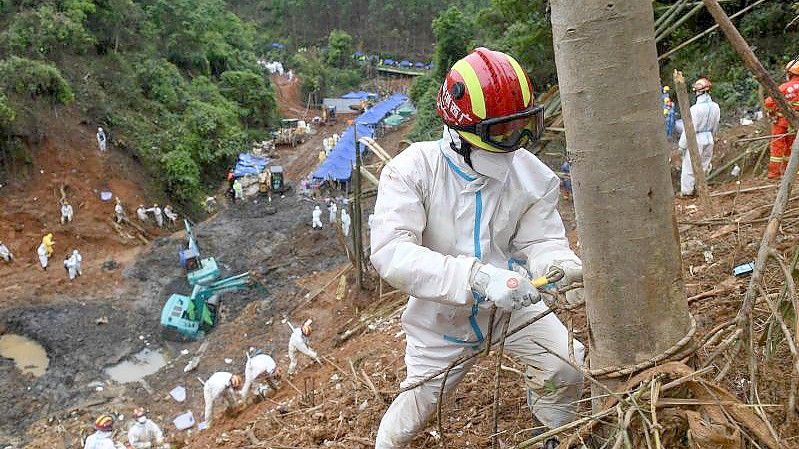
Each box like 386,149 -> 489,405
471,264 -> 541,311
547,259 -> 583,304
547,260 -> 583,285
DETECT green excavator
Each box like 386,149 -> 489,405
161,220 -> 267,339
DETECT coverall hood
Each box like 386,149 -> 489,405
443,126 -> 515,182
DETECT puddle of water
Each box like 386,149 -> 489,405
0,334 -> 50,377
105,348 -> 168,384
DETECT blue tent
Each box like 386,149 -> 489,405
233,153 -> 270,178
312,94 -> 408,181
341,91 -> 376,100
271,42 -> 285,49
358,93 -> 408,125
354,51 -> 364,58
383,58 -> 395,66
414,62 -> 424,68
399,60 -> 412,67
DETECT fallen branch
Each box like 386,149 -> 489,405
709,183 -> 778,197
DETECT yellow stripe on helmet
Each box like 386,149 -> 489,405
506,55 -> 531,107
452,59 -> 486,120
458,130 -> 505,152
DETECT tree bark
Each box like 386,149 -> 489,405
673,69 -> 711,209
550,0 -> 692,387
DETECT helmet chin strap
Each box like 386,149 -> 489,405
448,128 -> 474,169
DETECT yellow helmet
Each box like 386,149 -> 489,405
94,414 -> 114,431
786,59 -> 799,76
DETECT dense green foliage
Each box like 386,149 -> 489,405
227,0 -> 487,58
291,31 -> 362,104
0,0 -> 277,205
409,0 -> 799,140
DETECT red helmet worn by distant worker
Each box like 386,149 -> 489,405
94,415 -> 114,431
787,59 -> 799,76
435,47 -> 544,153
692,78 -> 712,93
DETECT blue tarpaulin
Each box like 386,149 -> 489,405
414,62 -> 424,68
399,60 -> 412,67
358,93 -> 408,125
312,94 -> 408,181
341,91 -> 376,100
383,58 -> 395,65
271,42 -> 285,49
233,153 -> 270,178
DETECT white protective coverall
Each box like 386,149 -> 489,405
203,371 -> 239,425
136,206 -> 148,222
127,418 -> 165,449
97,128 -> 107,152
370,129 -> 585,448
328,202 -> 338,223
678,93 -> 720,195
311,206 -> 323,229
36,243 -> 49,269
0,243 -> 11,262
288,327 -> 321,375
66,250 -> 82,280
163,206 -> 178,224
114,203 -> 125,223
83,430 -> 124,449
341,209 -> 351,237
151,206 -> 164,228
241,353 -> 277,398
61,203 -> 74,224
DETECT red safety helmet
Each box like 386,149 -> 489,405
94,415 -> 114,431
436,47 -> 544,152
692,78 -> 712,93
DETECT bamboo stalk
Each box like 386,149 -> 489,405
658,0 -> 767,61
656,3 -> 704,43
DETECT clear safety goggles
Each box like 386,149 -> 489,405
457,104 -> 545,152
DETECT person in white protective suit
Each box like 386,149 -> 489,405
114,198 -> 126,223
678,77 -> 720,196
0,240 -> 12,263
328,201 -> 338,223
36,242 -> 49,270
340,208 -> 351,237
127,407 -> 166,449
97,127 -> 107,152
163,205 -> 178,227
65,249 -> 82,280
287,319 -> 322,375
311,205 -> 323,229
241,350 -> 280,399
84,415 -> 125,449
136,204 -> 148,222
148,204 -> 164,228
370,48 -> 584,449
202,372 -> 242,427
61,202 -> 74,224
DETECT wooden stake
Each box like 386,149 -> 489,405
673,69 -> 711,209
353,125 -> 364,290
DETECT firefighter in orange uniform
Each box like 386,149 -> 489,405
765,59 -> 799,178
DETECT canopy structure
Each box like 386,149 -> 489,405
383,58 -> 395,65
341,91 -> 376,100
399,60 -> 412,67
233,153 -> 270,178
312,93 -> 409,181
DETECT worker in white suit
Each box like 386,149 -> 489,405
370,48 -> 584,449
287,319 -> 322,375
202,372 -> 242,427
127,407 -> 166,449
241,351 -> 279,399
678,77 -> 720,196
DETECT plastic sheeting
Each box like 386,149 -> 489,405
341,91 -> 376,99
312,94 -> 408,181
233,153 -> 270,178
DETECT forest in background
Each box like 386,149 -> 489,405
0,0 -> 797,202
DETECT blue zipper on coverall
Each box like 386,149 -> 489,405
442,153 -> 485,349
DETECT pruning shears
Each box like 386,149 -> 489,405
530,266 -> 565,289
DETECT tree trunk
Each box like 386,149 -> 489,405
550,1 -> 692,389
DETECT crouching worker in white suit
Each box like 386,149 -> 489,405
241,350 -> 280,399
369,48 -> 585,449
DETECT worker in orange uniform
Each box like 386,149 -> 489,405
765,59 -> 799,179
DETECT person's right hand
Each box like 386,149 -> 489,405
471,264 -> 541,311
